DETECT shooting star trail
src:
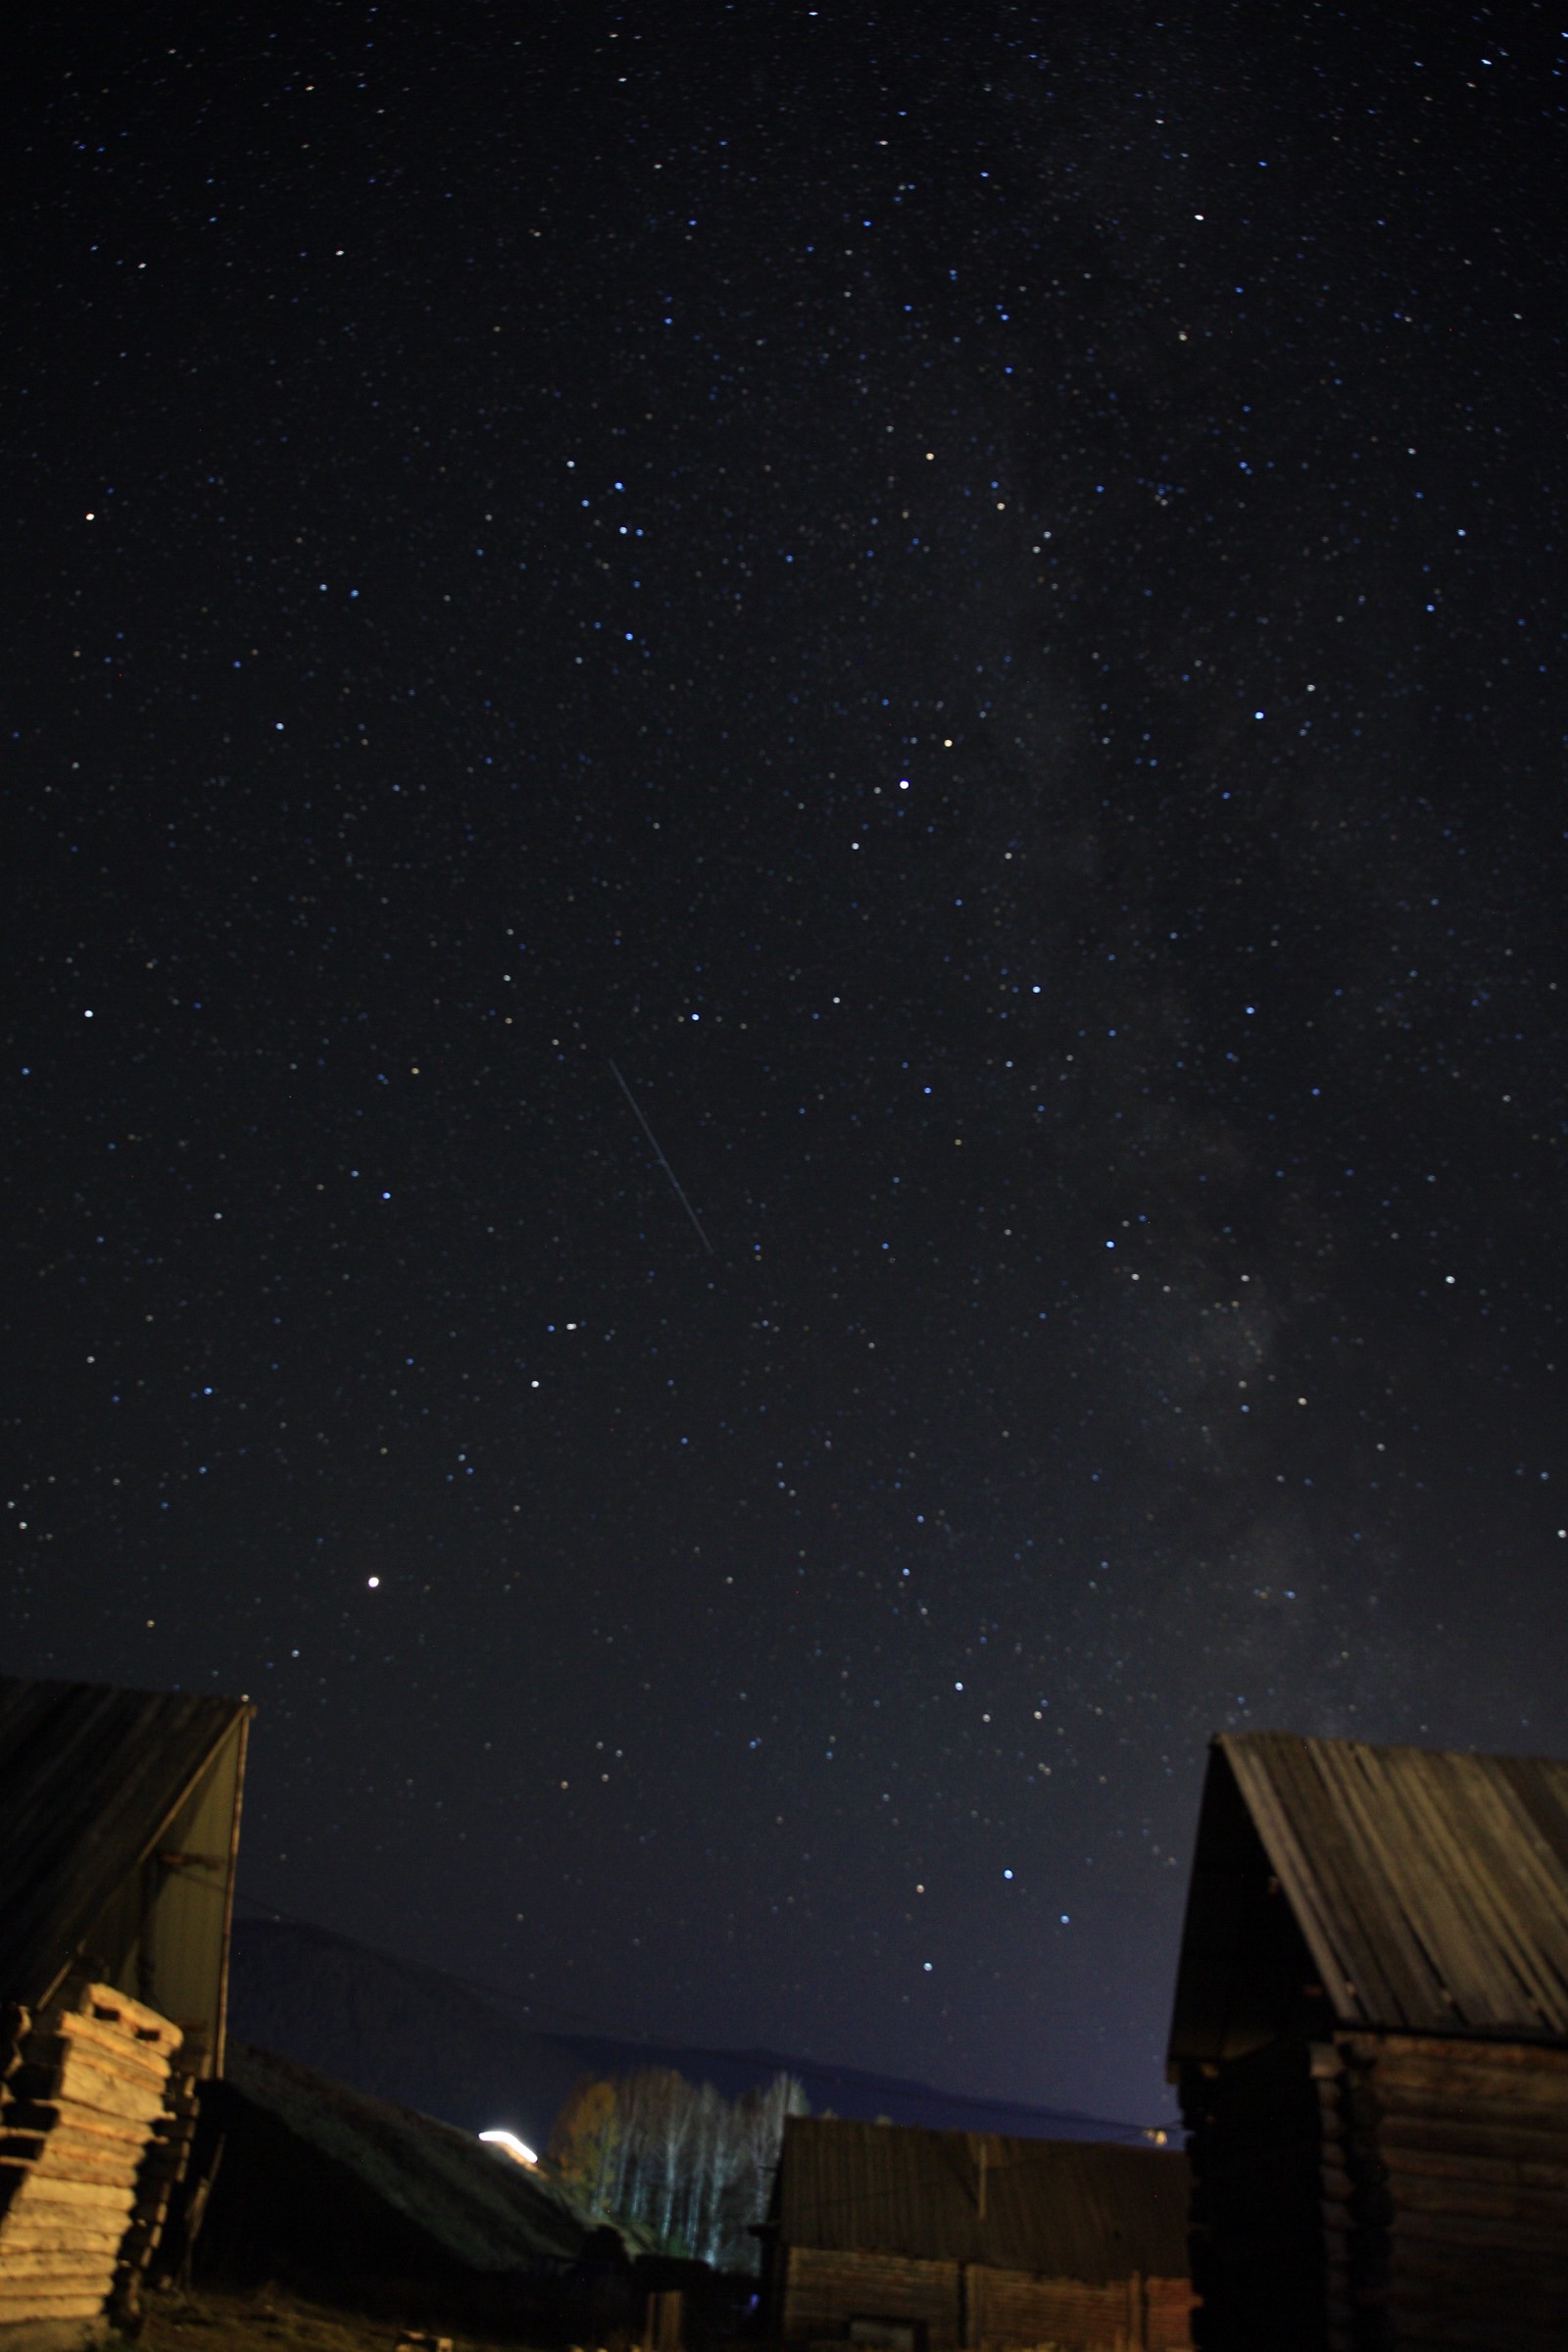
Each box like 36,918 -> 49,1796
609,1059 -> 714,1254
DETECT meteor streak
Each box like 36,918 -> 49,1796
609,1059 -> 714,1254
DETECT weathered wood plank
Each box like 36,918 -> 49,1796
0,2296 -> 109,2318
1380,2169 -> 1568,2229
1377,2114 -> 1568,2166
0,2248 -> 119,2280
1422,1756 -> 1568,2034
1386,2205 -> 1568,2260
0,2263 -> 117,2291
1364,1748 -> 1546,2032
10,2061 -> 167,2125
75,1985 -> 181,2050
1351,2031 -> 1568,2077
1380,2140 -> 1568,2193
0,2175 -> 136,2215
1322,1742 -> 1478,2025
1231,1739 -> 1414,2025
0,2218 -> 129,2255
0,2103 -> 150,2151
53,2013 -> 173,2082
0,2143 -> 145,2190
1371,2043 -> 1568,2092
54,2050 -> 170,2104
0,2292 -> 109,2322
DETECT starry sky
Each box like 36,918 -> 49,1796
5,3 -> 1566,2128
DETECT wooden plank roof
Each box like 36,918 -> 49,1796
772,2116 -> 1190,2284
221,2039 -> 631,2271
0,1674 -> 251,2009
1173,1731 -> 1568,2052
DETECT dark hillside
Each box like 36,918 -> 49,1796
229,1916 -> 584,2150
228,1919 -> 1152,2146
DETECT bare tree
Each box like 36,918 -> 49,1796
560,2066 -> 807,2270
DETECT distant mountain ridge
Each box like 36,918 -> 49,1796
227,1918 -> 584,2149
227,1917 -> 1152,2152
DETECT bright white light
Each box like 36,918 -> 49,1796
480,2130 -> 538,2166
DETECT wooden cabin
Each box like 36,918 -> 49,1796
0,1674 -> 252,2342
1168,1730 -> 1568,2352
764,2115 -> 1194,2352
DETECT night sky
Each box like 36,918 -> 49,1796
6,4 -> 1566,2129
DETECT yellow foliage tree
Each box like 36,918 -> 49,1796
549,2076 -> 621,2212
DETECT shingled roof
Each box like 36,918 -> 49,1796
1169,1730 -> 1568,2065
772,2116 -> 1190,2285
0,1674 -> 251,2015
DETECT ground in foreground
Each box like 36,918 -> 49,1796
138,2285 -> 535,2352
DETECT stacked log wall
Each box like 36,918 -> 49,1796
964,2259 -> 1194,2349
1313,2036 -> 1379,2351
780,2245 -> 961,2350
1141,2278 -> 1200,2352
779,2245 -> 1192,2352
1318,2032 -> 1568,2352
0,1984 -> 182,2329
1191,2029 -> 1568,2352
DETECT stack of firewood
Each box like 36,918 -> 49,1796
0,1983 -> 183,2328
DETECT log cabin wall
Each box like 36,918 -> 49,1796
1181,2013 -> 1568,2350
1168,1732 -> 1568,2352
1314,2032 -> 1568,2352
777,2243 -> 1195,2352
1139,2278 -> 1199,2352
966,2260 -> 1116,2347
778,2244 -> 961,2350
769,2118 -> 1192,2352
965,2259 -> 1195,2350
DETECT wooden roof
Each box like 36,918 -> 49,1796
222,2039 -> 634,2270
1169,1731 -> 1568,2062
0,1674 -> 251,2009
772,2116 -> 1190,2284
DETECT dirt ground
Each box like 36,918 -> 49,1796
137,2284 -> 541,2352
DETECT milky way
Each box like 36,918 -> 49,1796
4,5 -> 1564,2122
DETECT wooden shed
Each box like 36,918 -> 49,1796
0,1674 -> 252,2343
1168,1730 -> 1568,2352
190,2037 -> 635,2329
764,2115 -> 1194,2352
